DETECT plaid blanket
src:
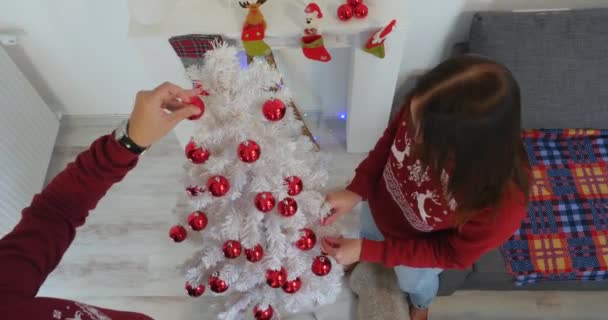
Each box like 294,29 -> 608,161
501,129 -> 608,285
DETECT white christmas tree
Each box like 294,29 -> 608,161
168,44 -> 344,320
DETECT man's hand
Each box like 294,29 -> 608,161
321,189 -> 362,226
128,82 -> 200,147
321,237 -> 362,265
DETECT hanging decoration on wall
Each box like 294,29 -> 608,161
337,0 -> 368,21
240,0 -> 272,57
363,19 -> 397,59
301,3 -> 332,63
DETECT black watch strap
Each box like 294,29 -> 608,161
118,134 -> 148,155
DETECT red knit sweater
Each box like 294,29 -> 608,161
347,106 -> 527,269
0,135 -> 153,320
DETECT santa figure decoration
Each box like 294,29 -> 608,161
363,19 -> 397,59
301,3 -> 332,62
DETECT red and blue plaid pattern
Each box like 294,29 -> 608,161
501,129 -> 608,285
169,34 -> 224,58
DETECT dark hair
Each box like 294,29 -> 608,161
411,55 -> 530,225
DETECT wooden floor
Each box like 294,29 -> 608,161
40,115 -> 608,320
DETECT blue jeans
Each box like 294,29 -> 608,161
359,204 -> 443,309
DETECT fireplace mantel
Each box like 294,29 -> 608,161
127,0 -> 406,153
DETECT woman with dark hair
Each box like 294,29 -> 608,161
321,55 -> 530,320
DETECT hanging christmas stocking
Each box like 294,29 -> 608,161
301,3 -> 332,63
364,19 -> 397,59
242,23 -> 272,57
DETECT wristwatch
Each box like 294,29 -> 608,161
113,119 -> 149,155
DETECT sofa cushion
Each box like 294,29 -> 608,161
468,9 -> 608,130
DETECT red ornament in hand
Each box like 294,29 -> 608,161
209,272 -> 229,293
337,4 -> 354,21
186,185 -> 204,197
295,228 -> 317,251
282,277 -> 302,294
253,305 -> 274,320
188,211 -> 208,231
185,140 -> 210,164
238,140 -> 261,163
185,281 -> 205,297
347,0 -> 363,6
207,176 -> 230,197
188,96 -> 205,120
285,176 -> 303,196
266,267 -> 288,288
222,240 -> 243,259
262,98 -> 286,121
312,255 -> 332,276
245,244 -> 264,263
354,3 -> 368,18
278,197 -> 298,217
255,192 -> 276,213
169,225 -> 187,243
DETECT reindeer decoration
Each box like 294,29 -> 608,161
239,0 -> 272,57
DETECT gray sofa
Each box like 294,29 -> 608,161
437,8 -> 608,295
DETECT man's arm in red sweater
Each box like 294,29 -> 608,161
360,189 -> 527,269
0,135 -> 139,302
346,106 -> 407,200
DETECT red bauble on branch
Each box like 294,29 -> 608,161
188,96 -> 206,120
207,176 -> 230,197
185,281 -> 205,297
347,0 -> 363,6
245,244 -> 264,263
238,140 -> 261,163
208,272 -> 229,293
169,225 -> 187,243
266,267 -> 288,288
278,197 -> 298,217
295,228 -> 317,251
337,4 -> 354,21
185,140 -> 210,164
282,278 -> 302,294
312,255 -> 332,276
253,305 -> 274,320
255,192 -> 276,213
186,185 -> 204,197
262,98 -> 286,121
222,240 -> 243,259
285,176 -> 303,196
187,211 -> 208,231
354,3 -> 368,18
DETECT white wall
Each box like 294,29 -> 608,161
2,0 -> 608,115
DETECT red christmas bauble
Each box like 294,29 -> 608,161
187,211 -> 208,231
312,255 -> 332,276
186,185 -> 204,197
278,198 -> 298,217
354,3 -> 368,18
185,140 -> 210,164
255,192 -> 276,213
169,225 -> 187,243
262,98 -> 286,121
285,176 -> 303,196
245,244 -> 264,263
188,96 -> 206,120
337,4 -> 354,21
222,240 -> 243,259
266,267 -> 288,288
238,140 -> 261,163
209,273 -> 229,293
347,0 -> 363,6
207,176 -> 230,197
185,281 -> 205,297
253,305 -> 274,320
282,277 -> 302,294
295,228 -> 317,251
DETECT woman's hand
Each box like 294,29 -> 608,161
321,189 -> 362,226
128,82 -> 200,147
321,237 -> 362,265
